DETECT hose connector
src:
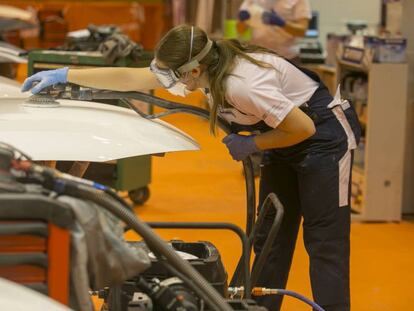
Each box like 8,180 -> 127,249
227,286 -> 244,298
252,287 -> 279,297
228,286 -> 280,298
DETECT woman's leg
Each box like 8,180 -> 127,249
296,149 -> 352,311
253,157 -> 302,311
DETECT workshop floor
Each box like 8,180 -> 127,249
124,92 -> 414,311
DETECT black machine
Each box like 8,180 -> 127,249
101,240 -> 229,310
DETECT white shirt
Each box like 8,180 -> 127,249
240,0 -> 311,59
220,53 -> 318,128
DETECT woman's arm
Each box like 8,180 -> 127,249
254,107 -> 315,149
67,67 -> 161,92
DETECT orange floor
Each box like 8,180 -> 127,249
124,111 -> 414,311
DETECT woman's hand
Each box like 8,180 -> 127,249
261,8 -> 309,37
21,67 -> 68,94
262,9 -> 286,27
222,134 -> 259,161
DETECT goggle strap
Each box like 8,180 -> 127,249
188,26 -> 194,62
177,39 -> 213,74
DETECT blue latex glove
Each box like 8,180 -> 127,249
21,67 -> 69,94
262,9 -> 286,27
238,10 -> 251,22
222,134 -> 259,161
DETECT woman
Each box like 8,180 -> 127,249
22,25 -> 360,311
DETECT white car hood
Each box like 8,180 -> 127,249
0,77 -> 199,161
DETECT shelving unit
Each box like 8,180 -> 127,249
337,61 -> 409,221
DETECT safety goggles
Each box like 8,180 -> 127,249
150,26 -> 213,89
149,59 -> 180,89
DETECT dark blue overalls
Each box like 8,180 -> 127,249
230,65 -> 361,311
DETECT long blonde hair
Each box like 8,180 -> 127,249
156,25 -> 276,134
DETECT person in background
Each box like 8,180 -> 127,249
238,0 -> 311,64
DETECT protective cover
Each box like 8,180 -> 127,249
58,195 -> 151,311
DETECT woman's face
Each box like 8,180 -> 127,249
156,59 -> 204,91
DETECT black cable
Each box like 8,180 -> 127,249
242,158 -> 256,237
145,108 -> 197,120
229,193 -> 283,288
104,187 -> 134,212
120,99 -> 149,119
250,193 -> 284,286
0,142 -> 33,161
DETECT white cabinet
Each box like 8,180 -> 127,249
338,61 -> 409,221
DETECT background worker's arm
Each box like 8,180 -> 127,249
281,18 -> 309,37
239,0 -> 310,38
238,17 -> 309,37
254,107 -> 315,149
262,9 -> 310,37
67,67 -> 161,92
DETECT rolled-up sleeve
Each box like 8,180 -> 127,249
227,77 -> 296,129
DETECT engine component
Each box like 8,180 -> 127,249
128,292 -> 152,311
142,277 -> 198,311
104,240 -> 228,311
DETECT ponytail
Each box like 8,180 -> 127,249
206,39 -> 277,134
